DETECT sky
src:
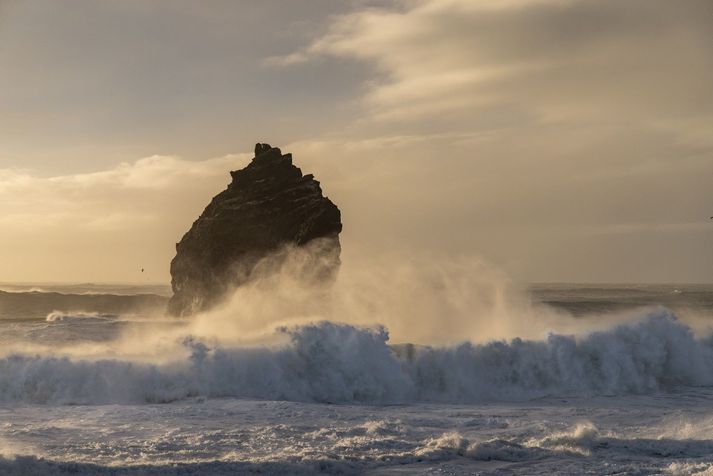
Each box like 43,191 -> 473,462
0,0 -> 711,284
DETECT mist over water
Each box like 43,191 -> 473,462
168,241 -> 612,348
2,307 -> 713,405
1,243 -> 712,406
2,248 -> 713,475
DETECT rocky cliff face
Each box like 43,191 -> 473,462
168,143 -> 342,316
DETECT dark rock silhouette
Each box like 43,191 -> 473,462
168,143 -> 342,316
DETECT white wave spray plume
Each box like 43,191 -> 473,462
1,241 -> 712,405
171,239 -> 596,348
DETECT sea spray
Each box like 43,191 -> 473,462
1,308 -> 713,405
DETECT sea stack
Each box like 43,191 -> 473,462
167,143 -> 342,316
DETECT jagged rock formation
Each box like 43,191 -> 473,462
168,143 -> 342,316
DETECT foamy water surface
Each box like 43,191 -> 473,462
0,281 -> 712,474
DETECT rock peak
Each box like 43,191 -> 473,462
168,143 -> 342,317
254,142 -> 272,156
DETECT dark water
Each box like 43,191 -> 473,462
530,283 -> 713,317
0,284 -> 174,347
2,282 -> 711,322
0,283 -> 170,321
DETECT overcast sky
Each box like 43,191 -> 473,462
0,0 -> 711,284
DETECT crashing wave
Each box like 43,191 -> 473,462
45,311 -> 118,322
1,308 -> 712,405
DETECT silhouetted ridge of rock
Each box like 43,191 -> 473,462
168,143 -> 342,316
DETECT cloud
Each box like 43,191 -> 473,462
1,0 -> 711,284
52,155 -> 247,190
282,0 -> 713,132
261,0 -> 713,283
0,154 -> 249,282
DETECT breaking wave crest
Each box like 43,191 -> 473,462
1,307 -> 712,405
45,311 -> 118,322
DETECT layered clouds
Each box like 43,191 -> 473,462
284,0 -> 713,130
0,155 -> 247,282
283,0 -> 713,282
1,0 -> 711,282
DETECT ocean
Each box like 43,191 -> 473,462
1,282 -> 713,475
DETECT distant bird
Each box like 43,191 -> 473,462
141,268 -> 144,273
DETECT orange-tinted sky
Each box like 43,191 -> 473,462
0,0 -> 711,284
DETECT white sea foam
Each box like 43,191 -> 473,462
1,396 -> 713,475
0,308 -> 712,405
45,311 -> 118,322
